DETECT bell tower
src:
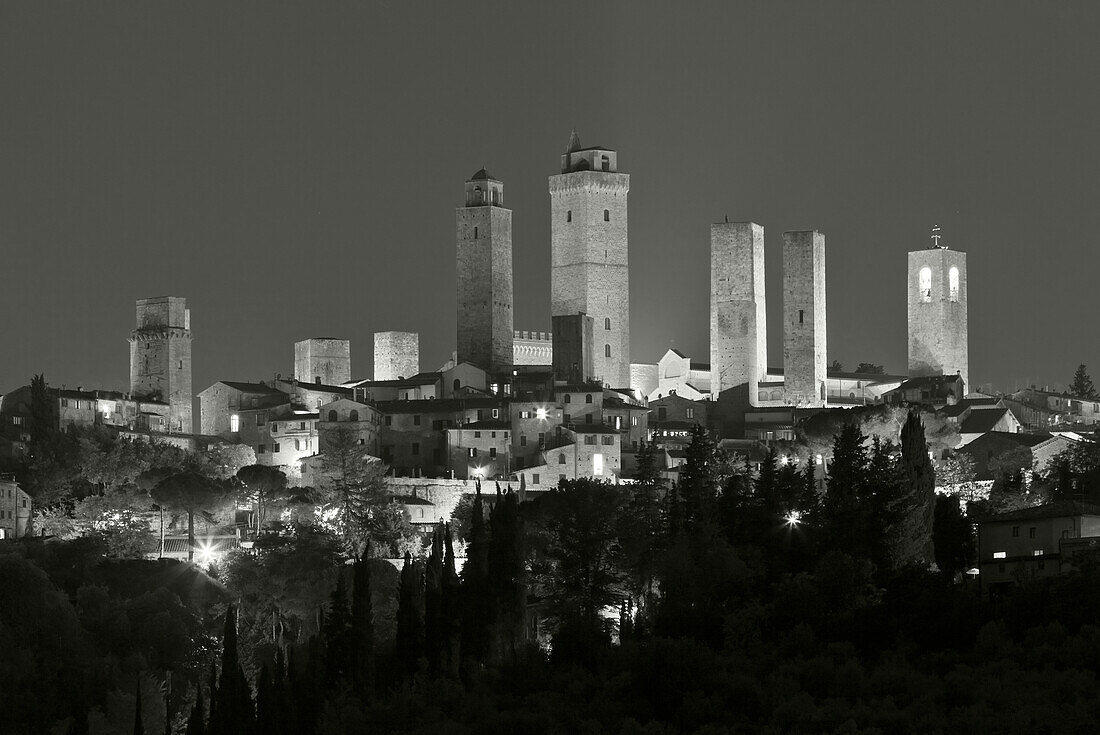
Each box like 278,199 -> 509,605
907,226 -> 968,391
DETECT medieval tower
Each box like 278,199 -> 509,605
549,130 -> 631,388
907,227 -> 968,390
294,338 -> 351,385
782,231 -> 827,407
374,331 -> 420,381
129,296 -> 192,433
710,221 -> 767,403
456,169 -> 513,373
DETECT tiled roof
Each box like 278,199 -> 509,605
218,381 -> 285,395
566,423 -> 619,435
452,420 -> 511,431
960,409 -> 1010,434
980,502 -> 1100,524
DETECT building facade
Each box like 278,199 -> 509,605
550,130 -> 631,388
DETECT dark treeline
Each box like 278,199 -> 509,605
6,411 -> 1100,732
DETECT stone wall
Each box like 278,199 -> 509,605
512,331 -> 553,366
294,338 -> 351,386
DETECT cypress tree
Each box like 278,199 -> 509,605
441,522 -> 462,676
351,556 -> 375,693
756,447 -> 780,516
210,605 -> 254,735
396,552 -> 425,676
488,491 -> 525,663
424,524 -> 444,675
324,576 -> 353,685
824,422 -> 869,556
890,409 -> 936,569
460,483 -> 492,664
255,664 -> 278,735
798,459 -> 820,521
184,684 -> 204,735
679,425 -> 719,525
635,441 -> 661,487
133,681 -> 144,735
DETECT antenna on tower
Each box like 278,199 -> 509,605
931,224 -> 944,249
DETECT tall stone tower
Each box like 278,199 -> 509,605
456,169 -> 513,373
374,331 -> 420,381
710,221 -> 767,402
908,227 -> 968,390
294,338 -> 351,385
129,296 -> 192,433
550,130 -> 630,388
782,231 -> 827,407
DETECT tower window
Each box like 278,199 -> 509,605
949,266 -> 960,302
474,226 -> 478,239
919,267 -> 932,302
585,394 -> 593,404
799,310 -> 804,324
566,210 -> 572,222
604,317 -> 611,330
605,344 -> 612,358
601,155 -> 610,171
603,209 -> 610,222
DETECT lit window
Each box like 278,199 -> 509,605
993,551 -> 1006,559
919,267 -> 932,302
593,453 -> 604,476
520,410 -> 531,419
949,267 -> 959,302
1033,549 -> 1044,556
536,408 -> 547,420
686,408 -> 694,419
230,414 -> 240,432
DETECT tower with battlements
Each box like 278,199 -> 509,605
710,221 -> 767,402
129,296 -> 192,433
456,169 -> 513,373
549,130 -> 631,388
783,231 -> 827,407
908,226 -> 968,391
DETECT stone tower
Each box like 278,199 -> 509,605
907,227 -> 968,390
710,221 -> 767,402
129,296 -> 192,433
552,313 -> 595,385
782,231 -> 827,407
550,130 -> 630,388
456,169 -> 514,373
374,331 -> 420,381
294,338 -> 351,385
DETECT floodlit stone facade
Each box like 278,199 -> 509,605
129,296 -> 192,433
294,337 -> 351,386
710,221 -> 767,402
550,131 -> 630,388
373,331 -> 419,381
908,243 -> 968,391
456,170 -> 514,373
782,231 -> 827,407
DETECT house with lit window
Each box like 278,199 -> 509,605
978,502 -> 1100,596
375,397 -> 507,478
446,420 -> 512,479
511,422 -> 621,488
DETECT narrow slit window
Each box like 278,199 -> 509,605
949,266 -> 960,302
919,267 -> 932,302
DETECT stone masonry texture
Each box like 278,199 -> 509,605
710,222 -> 767,403
782,231 -> 827,407
908,247 -> 968,390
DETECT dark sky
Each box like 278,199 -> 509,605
2,1 -> 1098,400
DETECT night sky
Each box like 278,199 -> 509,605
2,2 -> 1098,400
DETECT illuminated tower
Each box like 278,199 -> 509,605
783,231 -> 827,407
129,296 -> 192,433
710,221 -> 767,402
550,130 -> 631,388
456,169 -> 513,373
908,225 -> 968,390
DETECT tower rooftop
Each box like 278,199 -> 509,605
469,168 -> 499,182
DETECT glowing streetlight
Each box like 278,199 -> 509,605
783,510 -> 802,528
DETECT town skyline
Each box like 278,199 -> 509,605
3,2 -> 1098,397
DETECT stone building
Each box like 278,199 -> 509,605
782,231 -> 827,407
908,229 -> 968,390
294,338 -> 351,386
550,130 -> 631,388
456,169 -> 514,373
373,331 -> 419,381
0,474 -> 32,539
446,420 -> 512,480
710,221 -> 768,403
129,296 -> 192,433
